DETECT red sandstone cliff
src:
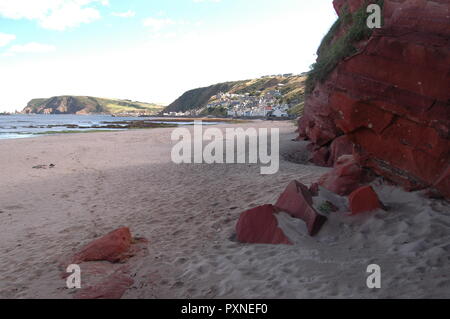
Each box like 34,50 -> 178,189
299,0 -> 450,198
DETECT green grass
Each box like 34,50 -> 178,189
105,103 -> 162,114
318,201 -> 334,215
305,1 -> 384,94
200,106 -> 228,117
287,101 -> 305,116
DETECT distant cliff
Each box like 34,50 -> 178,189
165,75 -> 306,115
22,96 -> 164,115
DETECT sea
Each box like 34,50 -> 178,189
0,114 -> 217,140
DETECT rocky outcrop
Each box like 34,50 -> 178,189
299,0 -> 450,199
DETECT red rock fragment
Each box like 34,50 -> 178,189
74,272 -> 134,299
328,135 -> 354,167
235,205 -> 292,245
310,146 -> 331,167
72,227 -> 133,264
349,186 -> 383,215
275,181 -> 327,236
319,155 -> 362,196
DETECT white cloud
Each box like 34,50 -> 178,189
112,10 -> 135,18
7,42 -> 56,55
0,32 -> 16,47
0,0 -> 108,31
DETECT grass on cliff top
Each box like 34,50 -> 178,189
305,0 -> 384,94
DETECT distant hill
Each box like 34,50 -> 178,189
165,75 -> 306,115
22,96 -> 164,115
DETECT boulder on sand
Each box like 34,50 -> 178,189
349,186 -> 383,215
236,205 -> 292,245
275,181 -> 327,236
72,227 -> 133,264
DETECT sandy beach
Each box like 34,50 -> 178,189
0,121 -> 448,299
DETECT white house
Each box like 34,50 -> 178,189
227,110 -> 237,117
272,109 -> 289,117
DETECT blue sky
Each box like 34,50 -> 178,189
0,0 -> 337,111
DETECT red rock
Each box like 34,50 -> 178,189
298,0 -> 450,199
275,181 -> 327,236
72,227 -> 133,264
333,0 -> 365,15
349,186 -> 383,215
319,155 -> 362,196
309,182 -> 320,197
74,272 -> 134,299
235,205 -> 292,245
328,135 -> 354,166
310,146 -> 331,167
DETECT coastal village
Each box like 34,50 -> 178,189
163,74 -> 303,118
163,89 -> 291,118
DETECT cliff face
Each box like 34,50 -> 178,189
299,0 -> 450,198
24,96 -> 101,114
23,96 -> 163,115
165,82 -> 240,113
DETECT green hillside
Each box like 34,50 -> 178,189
23,96 -> 164,115
165,75 -> 306,116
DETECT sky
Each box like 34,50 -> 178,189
0,0 -> 337,112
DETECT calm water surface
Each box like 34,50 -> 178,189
0,115 -> 220,140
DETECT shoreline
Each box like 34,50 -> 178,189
0,115 -> 255,140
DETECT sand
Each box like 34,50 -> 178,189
0,121 -> 448,299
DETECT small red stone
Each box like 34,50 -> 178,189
72,227 -> 133,264
349,186 -> 383,215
